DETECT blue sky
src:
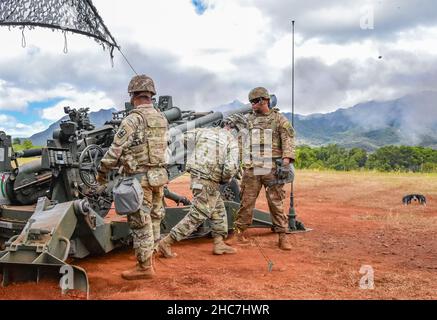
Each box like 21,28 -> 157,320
0,78 -> 116,137
0,100 -> 58,138
7,100 -> 61,125
0,0 -> 209,138
1,0 -> 437,138
192,0 -> 208,15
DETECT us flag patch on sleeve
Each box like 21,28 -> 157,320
117,128 -> 127,139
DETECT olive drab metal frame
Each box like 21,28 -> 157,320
0,96 -> 279,296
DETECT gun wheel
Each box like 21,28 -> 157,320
79,145 -> 104,188
220,178 -> 241,203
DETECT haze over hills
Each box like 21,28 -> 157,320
285,91 -> 437,150
27,91 -> 437,150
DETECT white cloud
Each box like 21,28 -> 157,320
386,25 -> 437,55
0,80 -> 115,119
0,0 -> 437,118
41,91 -> 115,121
0,114 -> 47,138
0,80 -> 70,111
93,0 -> 270,73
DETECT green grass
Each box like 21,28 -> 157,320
12,144 -> 44,152
15,157 -> 40,166
298,168 -> 437,176
10,144 -> 43,167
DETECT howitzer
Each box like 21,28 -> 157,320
0,95 -> 276,295
0,97 -> 236,214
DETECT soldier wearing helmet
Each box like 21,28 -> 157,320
97,75 -> 169,280
223,113 -> 248,133
234,87 -> 296,251
157,122 -> 240,258
128,74 -> 157,98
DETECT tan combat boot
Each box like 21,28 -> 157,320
213,236 -> 237,255
158,234 -> 177,258
278,233 -> 292,251
121,255 -> 155,280
235,228 -> 250,245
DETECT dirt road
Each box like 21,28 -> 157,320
1,171 -> 436,300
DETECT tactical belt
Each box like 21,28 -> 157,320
133,164 -> 166,173
188,169 -> 220,184
144,163 -> 167,168
243,158 -> 282,170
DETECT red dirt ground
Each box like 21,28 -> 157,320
1,171 -> 436,300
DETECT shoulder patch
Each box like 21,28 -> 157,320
282,120 -> 292,128
117,128 -> 127,139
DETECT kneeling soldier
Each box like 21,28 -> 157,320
158,120 -> 241,257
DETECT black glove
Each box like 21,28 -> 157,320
275,159 -> 290,180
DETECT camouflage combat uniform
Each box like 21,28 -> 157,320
99,104 -> 168,264
168,127 -> 239,242
234,108 -> 296,233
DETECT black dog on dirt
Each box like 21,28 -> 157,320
402,194 -> 427,205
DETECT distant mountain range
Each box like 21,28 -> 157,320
287,91 -> 437,150
28,91 -> 437,150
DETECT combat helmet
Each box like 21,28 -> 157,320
223,113 -> 247,132
128,75 -> 156,96
248,87 -> 270,101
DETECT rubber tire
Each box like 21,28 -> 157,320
220,178 -> 241,203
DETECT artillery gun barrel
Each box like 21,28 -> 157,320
166,105 -> 255,166
168,103 -> 258,137
189,112 -> 213,118
106,119 -> 123,126
169,111 -> 224,137
163,107 -> 182,123
107,107 -> 183,126
223,105 -> 252,117
16,149 -> 43,158
16,158 -> 43,174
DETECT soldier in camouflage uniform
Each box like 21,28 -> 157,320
158,123 -> 240,258
234,87 -> 295,251
96,75 -> 169,280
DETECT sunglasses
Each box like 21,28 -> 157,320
132,93 -> 152,100
250,97 -> 263,105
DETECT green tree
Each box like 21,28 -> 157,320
365,146 -> 437,172
349,148 -> 367,168
13,138 -> 21,145
296,145 -> 317,169
422,162 -> 437,173
295,144 -> 436,173
22,139 -> 33,150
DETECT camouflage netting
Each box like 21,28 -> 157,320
0,0 -> 119,57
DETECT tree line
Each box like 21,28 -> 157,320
296,145 -> 437,173
13,138 -> 34,151
11,137 -> 437,173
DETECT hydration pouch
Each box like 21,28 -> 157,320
113,176 -> 144,215
146,167 -> 169,187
